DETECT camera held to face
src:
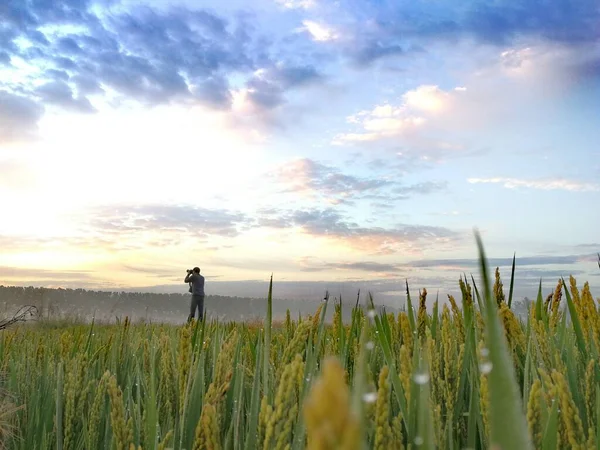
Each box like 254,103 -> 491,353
187,269 -> 193,274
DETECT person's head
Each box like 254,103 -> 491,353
193,267 -> 200,274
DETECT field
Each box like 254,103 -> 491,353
0,238 -> 599,449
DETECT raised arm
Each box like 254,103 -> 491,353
185,272 -> 193,283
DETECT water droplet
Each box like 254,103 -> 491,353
414,436 -> 424,446
479,361 -> 493,374
413,372 -> 430,385
366,341 -> 375,350
367,310 -> 376,319
363,392 -> 377,403
481,348 -> 489,357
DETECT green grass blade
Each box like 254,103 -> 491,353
145,347 -> 158,450
336,297 -> 345,357
475,230 -> 533,450
372,311 -> 408,430
466,368 -> 479,449
561,277 -> 587,359
596,385 -> 600,450
508,252 -> 516,309
350,307 -> 372,450
541,396 -> 559,450
431,294 -> 439,340
471,275 -> 484,313
264,274 -> 273,403
405,280 -> 416,333
415,349 -> 435,450
244,331 -> 262,450
56,362 -> 64,450
535,279 -> 543,321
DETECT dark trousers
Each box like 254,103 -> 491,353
188,294 -> 204,322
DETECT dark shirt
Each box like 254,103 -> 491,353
185,272 -> 205,296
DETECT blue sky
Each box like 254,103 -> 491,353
0,0 -> 599,304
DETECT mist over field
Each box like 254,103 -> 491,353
1,264 -> 570,324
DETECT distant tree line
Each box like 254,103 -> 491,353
0,285 -> 331,324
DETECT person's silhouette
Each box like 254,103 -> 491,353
184,267 -> 205,322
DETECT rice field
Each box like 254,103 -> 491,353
0,236 -> 599,449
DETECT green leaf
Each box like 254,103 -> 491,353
471,275 -> 484,313
350,306 -> 372,450
415,348 -> 435,450
535,279 -> 543,321
372,310 -> 409,431
431,294 -> 439,340
475,229 -> 533,450
264,274 -> 273,403
56,362 -> 64,450
508,252 -> 516,309
541,396 -> 559,450
244,332 -> 262,450
405,280 -> 416,333
596,385 -> 600,450
561,277 -> 587,359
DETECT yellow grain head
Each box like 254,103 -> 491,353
417,288 -> 428,341
107,374 -> 133,450
526,379 -> 543,448
193,403 -> 221,450
458,277 -> 473,309
374,366 -> 393,450
550,279 -> 563,330
493,267 -> 505,306
551,370 -> 586,448
264,353 -> 304,450
446,295 -> 464,342
178,324 -> 192,412
304,357 -> 360,450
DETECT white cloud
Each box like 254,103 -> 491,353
402,85 -> 450,113
301,20 -> 338,41
468,177 -> 600,192
332,84 -> 457,144
276,0 -> 316,9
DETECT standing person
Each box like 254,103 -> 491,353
184,267 -> 205,323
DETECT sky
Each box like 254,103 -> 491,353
1,0 -> 599,305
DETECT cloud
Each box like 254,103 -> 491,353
0,90 -> 44,144
235,64 -> 323,111
403,254 -> 598,269
275,0 -> 316,9
331,39 -> 596,160
468,177 -> 600,192
299,260 -> 401,273
257,207 -> 462,254
0,203 -> 255,256
402,85 -> 451,113
335,0 -> 599,67
0,266 -> 95,280
1,4 -> 261,113
35,81 -> 96,113
301,20 -> 338,42
271,158 -> 391,203
192,76 -> 233,109
270,158 -> 447,205
86,204 -> 251,239
332,85 -> 455,145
